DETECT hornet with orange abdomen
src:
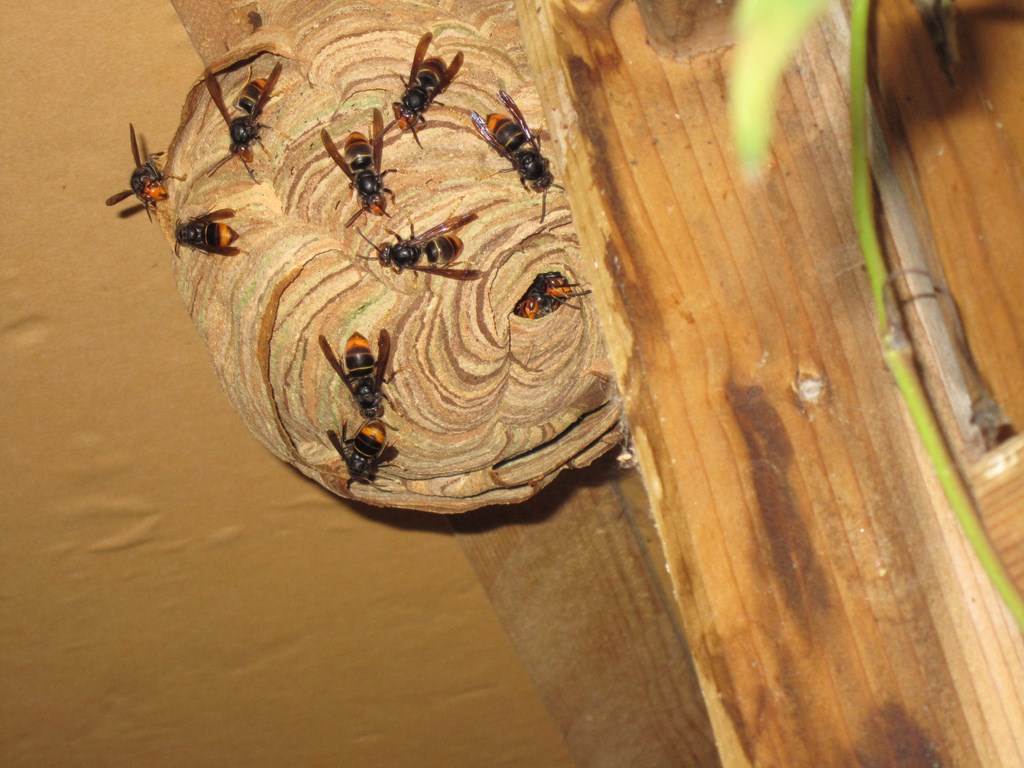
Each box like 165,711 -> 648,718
322,109 -> 395,228
328,420 -> 394,486
174,209 -> 240,257
319,329 -> 391,419
105,124 -> 171,220
470,91 -> 555,222
205,61 -> 282,181
357,212 -> 482,280
390,31 -> 463,147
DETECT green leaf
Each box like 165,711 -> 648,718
730,0 -> 832,169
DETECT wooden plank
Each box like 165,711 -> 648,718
870,0 -> 1024,636
515,0 -> 1024,765
871,0 -> 1024,434
452,459 -> 719,768
971,434 -> 1024,595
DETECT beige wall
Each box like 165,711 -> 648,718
0,3 -> 573,766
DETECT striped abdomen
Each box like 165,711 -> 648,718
344,333 -> 376,378
342,132 -> 374,174
424,235 -> 463,266
236,77 -> 268,115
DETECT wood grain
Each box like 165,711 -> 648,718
971,434 -> 1024,595
453,460 -> 719,768
517,0 -> 1024,765
870,0 -> 1024,648
634,0 -> 734,58
872,0 -> 1024,434
162,0 -> 622,511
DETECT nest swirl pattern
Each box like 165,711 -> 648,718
161,0 -> 621,512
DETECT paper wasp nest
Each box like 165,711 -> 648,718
160,0 -> 621,512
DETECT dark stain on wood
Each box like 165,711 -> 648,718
564,53 -> 641,292
854,701 -> 945,767
726,382 -> 832,619
566,51 -> 686,505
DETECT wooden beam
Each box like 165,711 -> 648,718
516,0 -> 1024,765
871,0 -> 1024,435
453,460 -> 719,768
971,434 -> 1024,596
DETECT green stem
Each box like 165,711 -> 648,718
850,0 -> 887,325
850,0 -> 1024,629
884,337 -> 1024,628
